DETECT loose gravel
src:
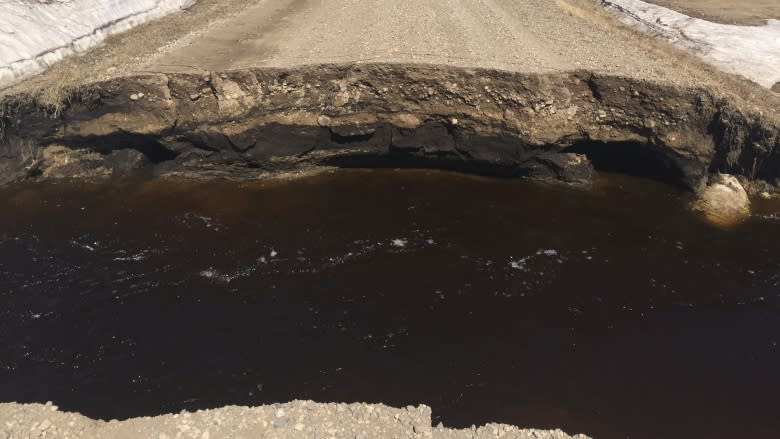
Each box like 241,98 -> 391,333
0,401 -> 590,439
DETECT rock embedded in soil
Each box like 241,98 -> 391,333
0,401 -> 591,439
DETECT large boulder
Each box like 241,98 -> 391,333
693,173 -> 750,226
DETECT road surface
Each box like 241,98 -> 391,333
143,0 -> 682,84
4,0 -> 731,97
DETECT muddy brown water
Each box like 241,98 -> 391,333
1,169 -> 779,439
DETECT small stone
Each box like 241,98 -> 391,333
397,114 -> 421,128
294,423 -> 305,431
760,191 -> 772,199
189,93 -> 201,101
597,110 -> 607,119
129,94 -> 139,101
450,117 -> 459,126
413,424 -> 430,433
317,115 -> 332,126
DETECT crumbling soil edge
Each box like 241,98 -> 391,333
1,64 -> 779,194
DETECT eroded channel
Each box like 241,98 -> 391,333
1,169 -> 779,439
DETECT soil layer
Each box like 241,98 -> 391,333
1,65 -> 779,194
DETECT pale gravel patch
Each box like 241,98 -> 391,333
0,401 -> 591,439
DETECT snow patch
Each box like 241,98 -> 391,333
0,0 -> 196,88
601,0 -> 780,88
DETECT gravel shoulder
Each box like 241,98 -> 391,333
0,401 -> 590,439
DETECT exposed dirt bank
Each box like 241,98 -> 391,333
0,401 -> 591,439
1,64 -> 779,196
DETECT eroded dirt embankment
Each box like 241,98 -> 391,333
1,64 -> 779,193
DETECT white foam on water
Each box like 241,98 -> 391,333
183,213 -> 223,231
391,239 -> 408,248
199,266 -> 255,283
113,250 -> 150,261
509,257 -> 529,271
70,238 -> 98,252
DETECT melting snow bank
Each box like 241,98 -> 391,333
0,401 -> 591,439
600,0 -> 780,89
0,0 -> 196,89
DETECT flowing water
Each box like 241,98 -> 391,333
1,169 -> 779,439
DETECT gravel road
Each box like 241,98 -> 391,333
5,0 -> 775,101
143,0 -> 688,84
